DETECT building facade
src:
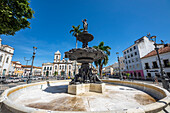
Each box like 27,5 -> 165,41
22,65 -> 42,77
141,45 -> 170,79
0,38 -> 14,76
122,36 -> 159,79
42,51 -> 79,77
10,61 -> 24,77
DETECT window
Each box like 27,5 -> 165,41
129,60 -> 131,63
133,65 -> 135,68
137,64 -> 139,68
132,59 -> 134,62
6,57 -> 9,63
47,67 -> 49,70
50,67 -> 52,70
124,51 -> 126,54
135,52 -> 137,55
128,55 -> 130,58
60,65 -> 61,69
130,48 -> 132,51
129,65 -> 132,69
163,59 -> 170,67
134,46 -> 136,50
127,50 -> 129,53
126,66 -> 128,69
125,56 -> 127,59
152,61 -> 158,68
55,66 -> 57,69
131,54 -> 133,57
62,65 -> 64,69
136,58 -> 138,62
0,55 -> 3,62
69,65 -> 71,69
147,73 -> 151,78
56,56 -> 58,59
145,63 -> 150,69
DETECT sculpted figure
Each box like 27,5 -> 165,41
82,19 -> 88,31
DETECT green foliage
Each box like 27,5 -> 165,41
69,25 -> 83,37
54,71 -> 58,76
93,42 -> 111,77
0,0 -> 34,35
69,25 -> 83,48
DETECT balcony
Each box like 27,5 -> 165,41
152,65 -> 159,69
163,65 -> 170,68
145,66 -> 151,69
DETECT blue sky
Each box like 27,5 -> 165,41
1,0 -> 170,67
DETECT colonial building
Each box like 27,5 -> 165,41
0,38 -> 14,76
21,65 -> 42,77
141,44 -> 170,79
10,61 -> 24,77
42,51 -> 79,77
122,36 -> 163,79
102,62 -> 120,76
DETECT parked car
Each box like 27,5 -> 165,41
4,77 -> 20,83
21,77 -> 28,82
0,76 -> 6,83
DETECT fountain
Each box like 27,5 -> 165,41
64,19 -> 107,95
65,19 -> 106,85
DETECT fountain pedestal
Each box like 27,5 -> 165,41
68,83 -> 105,95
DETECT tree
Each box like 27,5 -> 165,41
54,71 -> 58,76
0,0 -> 34,36
93,42 -> 111,78
69,25 -> 83,48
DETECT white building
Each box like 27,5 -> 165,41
21,65 -> 42,77
141,44 -> 170,79
42,51 -> 79,77
122,36 -> 162,79
0,38 -> 14,76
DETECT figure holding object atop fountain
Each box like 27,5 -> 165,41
82,19 -> 88,31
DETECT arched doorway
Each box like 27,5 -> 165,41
46,71 -> 49,77
3,69 -> 6,76
69,71 -> 71,77
138,72 -> 141,79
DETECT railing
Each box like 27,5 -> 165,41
145,66 -> 151,69
152,65 -> 159,69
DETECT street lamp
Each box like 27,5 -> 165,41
150,36 -> 169,91
27,46 -> 37,84
24,57 -> 31,77
64,57 -> 68,80
116,52 -> 122,80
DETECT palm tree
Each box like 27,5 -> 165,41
93,42 -> 111,78
69,25 -> 83,48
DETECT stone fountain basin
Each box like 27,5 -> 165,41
0,80 -> 170,113
65,47 -> 106,63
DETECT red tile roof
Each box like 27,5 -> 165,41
141,46 -> 170,59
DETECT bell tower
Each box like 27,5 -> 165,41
54,50 -> 61,62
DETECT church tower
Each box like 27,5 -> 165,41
54,50 -> 61,62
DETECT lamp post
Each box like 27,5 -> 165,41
150,36 -> 169,91
64,58 -> 68,80
116,52 -> 122,80
27,46 -> 37,84
24,57 -> 31,77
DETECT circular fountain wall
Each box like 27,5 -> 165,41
1,80 -> 170,113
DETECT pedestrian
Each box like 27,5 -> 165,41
154,76 -> 159,85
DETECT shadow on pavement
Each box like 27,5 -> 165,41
43,85 -> 68,94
